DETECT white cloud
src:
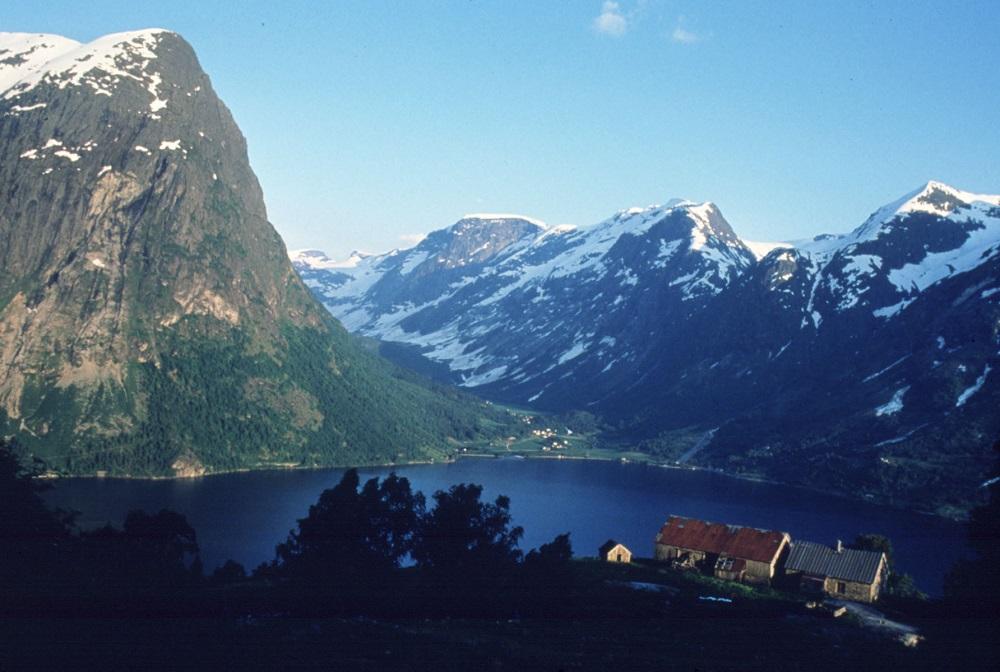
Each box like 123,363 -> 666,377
399,233 -> 426,247
593,1 -> 628,37
671,26 -> 700,44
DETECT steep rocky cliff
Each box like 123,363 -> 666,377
0,30 -> 499,475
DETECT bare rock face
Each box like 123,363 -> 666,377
0,30 -> 493,475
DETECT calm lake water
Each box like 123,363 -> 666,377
43,458 -> 967,594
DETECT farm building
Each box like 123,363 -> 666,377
654,516 -> 790,585
598,540 -> 632,563
784,540 -> 888,604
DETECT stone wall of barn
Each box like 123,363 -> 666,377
743,559 -> 774,585
823,577 -> 877,603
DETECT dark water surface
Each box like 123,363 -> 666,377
43,458 -> 967,594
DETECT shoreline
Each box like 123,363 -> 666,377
36,449 -> 969,521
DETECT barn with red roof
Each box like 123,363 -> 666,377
654,516 -> 791,585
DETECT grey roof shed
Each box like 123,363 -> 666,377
785,541 -> 884,584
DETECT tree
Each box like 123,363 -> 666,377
276,469 -> 424,577
0,438 -> 73,545
851,532 -> 925,599
212,559 -> 247,583
77,508 -> 202,607
412,483 -> 523,572
525,533 -> 573,570
851,533 -> 893,567
0,438 -> 75,609
945,438 -> 1000,613
922,439 -> 1000,667
122,509 -> 199,566
1,440 -> 203,614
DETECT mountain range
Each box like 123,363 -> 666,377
294,183 -> 1000,515
0,30 -> 506,476
1,28 -> 994,513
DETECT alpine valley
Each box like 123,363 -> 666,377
294,184 -> 1000,515
2,29 -> 996,516
0,30 -> 511,477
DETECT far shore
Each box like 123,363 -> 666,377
34,449 -> 969,521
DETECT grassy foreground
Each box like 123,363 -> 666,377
2,559 -> 954,672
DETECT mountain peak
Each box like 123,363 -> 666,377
1,29 -> 179,114
458,213 -> 547,229
402,214 -> 547,269
612,199 -> 693,222
861,181 -> 1000,232
289,249 -> 370,270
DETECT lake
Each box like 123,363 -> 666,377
42,458 -> 967,595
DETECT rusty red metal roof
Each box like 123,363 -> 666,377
655,516 -> 788,564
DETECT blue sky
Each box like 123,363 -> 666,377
6,1 -> 1000,257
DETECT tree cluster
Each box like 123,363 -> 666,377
1,440 -> 572,619
1,439 -> 203,616
259,469 -> 578,617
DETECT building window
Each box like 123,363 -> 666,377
837,582 -> 846,594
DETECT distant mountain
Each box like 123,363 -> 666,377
0,30 -> 504,476
297,203 -> 755,398
296,183 -> 1000,513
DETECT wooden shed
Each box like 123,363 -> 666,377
654,515 -> 790,585
599,539 -> 632,563
784,540 -> 888,604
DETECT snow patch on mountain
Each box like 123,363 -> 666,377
862,181 -> 1000,231
557,340 -> 589,365
744,240 -> 793,260
787,182 -> 1000,321
886,203 -> 1000,293
957,365 -> 991,407
1,29 -> 172,114
876,386 -> 910,416
462,213 -> 548,229
656,239 -> 683,265
0,33 -> 79,94
863,355 -> 910,383
873,297 -> 915,319
291,249 -> 371,270
399,250 -> 430,275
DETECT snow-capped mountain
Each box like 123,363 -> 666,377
296,182 -> 1000,513
606,181 -> 1000,513
783,181 -> 1000,327
295,202 -> 756,398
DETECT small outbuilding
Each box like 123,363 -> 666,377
599,539 -> 632,564
783,540 -> 888,604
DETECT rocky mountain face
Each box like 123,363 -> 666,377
297,183 -> 1000,513
297,204 -> 755,399
0,30 -> 502,476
